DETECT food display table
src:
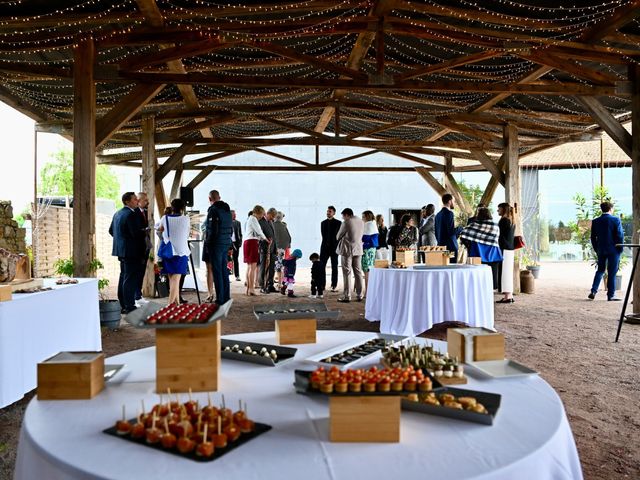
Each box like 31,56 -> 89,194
365,265 -> 495,335
14,331 -> 582,480
0,278 -> 101,408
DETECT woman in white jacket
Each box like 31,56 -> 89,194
243,205 -> 267,296
157,198 -> 191,305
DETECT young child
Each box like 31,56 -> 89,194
280,249 -> 302,297
309,252 -> 325,299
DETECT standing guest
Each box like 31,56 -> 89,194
361,210 -> 379,292
134,192 -> 151,305
230,210 -> 243,282
460,207 -> 503,289
243,205 -> 267,296
467,203 -> 486,225
419,204 -> 437,248
309,252 -> 325,299
497,202 -> 516,304
273,211 -> 292,287
397,214 -> 418,249
589,201 -> 624,301
336,208 -> 365,303
156,198 -> 191,306
109,192 -> 147,314
259,208 -> 278,294
387,217 -> 402,261
205,190 -> 233,305
280,249 -> 303,298
201,193 -> 215,302
435,193 -> 462,263
320,206 -> 342,292
375,214 -> 388,260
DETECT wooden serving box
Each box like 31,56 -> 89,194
37,351 -> 104,400
374,259 -> 389,268
424,251 -> 450,266
0,284 -> 11,302
156,320 -> 221,393
395,250 -> 415,266
467,257 -> 482,265
447,327 -> 504,363
275,318 -> 317,345
329,396 -> 400,443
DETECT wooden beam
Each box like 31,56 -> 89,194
517,52 -> 619,86
470,148 -> 505,186
254,115 -> 327,139
186,165 -> 420,172
504,124 -> 521,293
155,141 -> 197,180
170,167 -> 183,201
631,64 -> 640,314
480,154 -> 506,206
346,116 -> 418,139
141,115 -> 156,297
253,147 -> 311,167
120,38 -> 234,71
72,38 -> 96,278
186,166 -> 216,189
95,83 -> 164,148
156,113 -> 238,141
321,149 -> 377,167
576,96 -> 632,158
182,150 -> 243,168
396,50 -> 501,82
445,173 -> 473,216
154,156 -> 167,215
384,150 -> 444,170
415,167 -> 447,197
580,0 -> 640,42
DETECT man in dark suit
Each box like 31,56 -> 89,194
434,193 -> 462,263
206,190 -> 233,305
230,210 -> 243,282
589,201 -> 624,301
320,206 -> 342,292
259,207 -> 277,293
134,191 -> 151,304
109,192 -> 147,314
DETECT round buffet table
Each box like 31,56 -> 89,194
14,330 -> 582,480
365,265 -> 495,335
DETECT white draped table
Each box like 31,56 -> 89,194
365,265 -> 495,335
14,330 -> 582,480
0,278 -> 102,408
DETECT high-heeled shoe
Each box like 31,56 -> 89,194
496,298 -> 515,304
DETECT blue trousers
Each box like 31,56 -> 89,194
118,259 -> 145,310
591,252 -> 620,298
210,244 -> 231,305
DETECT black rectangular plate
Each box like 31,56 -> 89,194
221,339 -> 297,366
401,387 -> 501,425
124,300 -> 232,330
103,420 -> 271,462
294,369 -> 442,397
253,303 -> 339,321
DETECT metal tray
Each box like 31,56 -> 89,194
253,303 -> 339,321
124,300 -> 232,329
294,369 -> 442,397
304,333 -> 406,369
104,419 -> 271,462
466,359 -> 538,378
221,339 -> 296,367
402,387 -> 501,425
104,364 -> 124,382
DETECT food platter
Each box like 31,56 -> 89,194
412,264 -> 478,270
466,359 -> 538,378
304,334 -> 405,369
124,300 -> 232,329
253,303 -> 339,321
402,387 -> 501,425
221,339 -> 297,367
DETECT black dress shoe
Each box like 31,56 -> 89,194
588,292 -> 595,300
337,297 -> 350,303
267,286 -> 278,293
260,288 -> 269,294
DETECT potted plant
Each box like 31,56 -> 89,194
53,258 -> 121,329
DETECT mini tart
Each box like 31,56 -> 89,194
334,381 -> 348,393
391,379 -> 404,391
348,381 -> 362,392
363,381 -> 377,393
377,379 -> 391,392
418,379 -> 433,392
320,381 -> 334,394
403,380 -> 417,392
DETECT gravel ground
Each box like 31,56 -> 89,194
1,262 -> 638,480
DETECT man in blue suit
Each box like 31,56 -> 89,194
434,193 -> 462,263
109,192 -> 147,314
589,201 -> 624,301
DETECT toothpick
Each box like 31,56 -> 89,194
203,423 -> 208,442
164,417 -> 169,433
218,416 -> 221,435
141,399 -> 146,415
152,412 -> 157,430
207,392 -> 212,407
243,401 -> 248,417
221,394 -> 226,410
238,399 -> 242,412
122,404 -> 125,422
188,388 -> 193,403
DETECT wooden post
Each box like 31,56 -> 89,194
72,37 -> 96,278
443,153 -> 452,190
504,124 -> 521,293
170,167 -> 183,201
142,115 -> 156,297
631,64 -> 640,313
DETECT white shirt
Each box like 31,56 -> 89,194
245,215 -> 266,241
158,214 -> 191,257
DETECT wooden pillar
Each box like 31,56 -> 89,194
170,167 -> 183,201
504,124 -> 521,293
142,116 -> 156,297
631,64 -> 640,313
72,38 -> 96,277
154,156 -> 167,214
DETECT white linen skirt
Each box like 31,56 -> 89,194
501,249 -> 515,293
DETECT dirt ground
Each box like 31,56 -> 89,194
1,262 -> 638,479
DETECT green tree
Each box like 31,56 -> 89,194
39,149 -> 120,203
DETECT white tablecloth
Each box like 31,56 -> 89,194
14,330 -> 582,480
365,265 -> 495,335
0,278 -> 102,408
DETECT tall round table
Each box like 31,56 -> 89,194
365,265 -> 495,335
14,330 -> 582,480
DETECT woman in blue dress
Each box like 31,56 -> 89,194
460,207 -> 503,290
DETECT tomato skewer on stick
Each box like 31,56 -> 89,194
116,405 -> 132,435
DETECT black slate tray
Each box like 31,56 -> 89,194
124,299 -> 232,330
294,369 -> 442,397
103,419 -> 271,462
253,303 -> 339,321
221,339 -> 297,366
401,387 -> 501,425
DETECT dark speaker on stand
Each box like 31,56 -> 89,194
180,186 -> 194,207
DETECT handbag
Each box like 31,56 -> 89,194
157,216 -> 174,259
514,235 -> 525,250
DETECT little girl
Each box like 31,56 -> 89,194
280,249 -> 302,298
